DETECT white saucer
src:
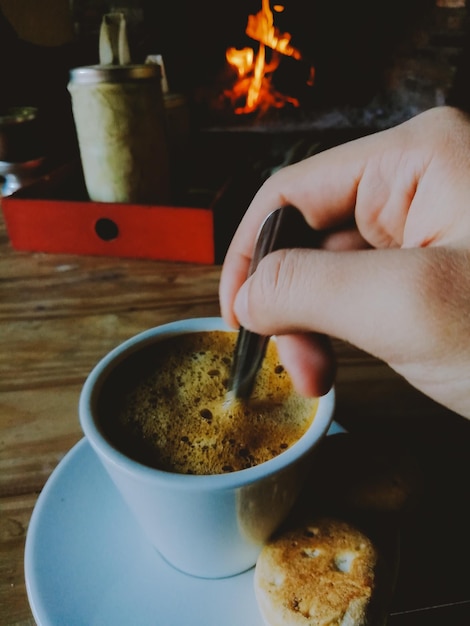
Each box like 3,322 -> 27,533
25,423 -> 345,626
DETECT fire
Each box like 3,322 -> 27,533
224,0 -> 313,115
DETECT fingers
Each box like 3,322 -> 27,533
228,227 -> 470,417
219,123 -> 403,326
232,244 -> 470,418
220,106 -> 470,329
274,333 -> 336,398
219,107 -> 470,417
219,142 -> 366,327
321,227 -> 371,251
232,246 -> 444,368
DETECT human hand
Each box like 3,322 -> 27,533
219,106 -> 470,419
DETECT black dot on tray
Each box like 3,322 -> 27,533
95,218 -> 119,241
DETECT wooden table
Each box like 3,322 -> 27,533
1,205 -> 469,625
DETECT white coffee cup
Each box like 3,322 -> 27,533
79,317 -> 335,578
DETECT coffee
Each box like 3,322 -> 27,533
98,330 -> 318,475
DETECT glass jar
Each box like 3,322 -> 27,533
68,64 -> 171,204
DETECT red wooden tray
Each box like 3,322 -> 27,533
1,162 -> 216,264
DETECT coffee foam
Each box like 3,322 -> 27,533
113,331 -> 318,474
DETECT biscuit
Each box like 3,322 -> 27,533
254,516 -> 380,626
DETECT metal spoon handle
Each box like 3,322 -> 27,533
228,205 -> 319,399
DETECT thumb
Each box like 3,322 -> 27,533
232,246 -> 462,376
234,245 -> 470,418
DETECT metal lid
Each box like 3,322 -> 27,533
69,64 -> 161,85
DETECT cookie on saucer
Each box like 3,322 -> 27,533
254,516 -> 381,626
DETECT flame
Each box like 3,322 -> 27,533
224,0 -> 313,115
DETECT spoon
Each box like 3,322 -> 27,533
228,205 -> 321,399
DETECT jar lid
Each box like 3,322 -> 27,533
69,64 -> 161,85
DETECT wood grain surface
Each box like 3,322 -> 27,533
1,205 -> 469,625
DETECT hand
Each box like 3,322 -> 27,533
219,106 -> 470,419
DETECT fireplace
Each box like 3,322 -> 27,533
140,0 -> 470,132
3,1 -> 469,154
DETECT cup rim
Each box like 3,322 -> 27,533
79,317 -> 335,491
